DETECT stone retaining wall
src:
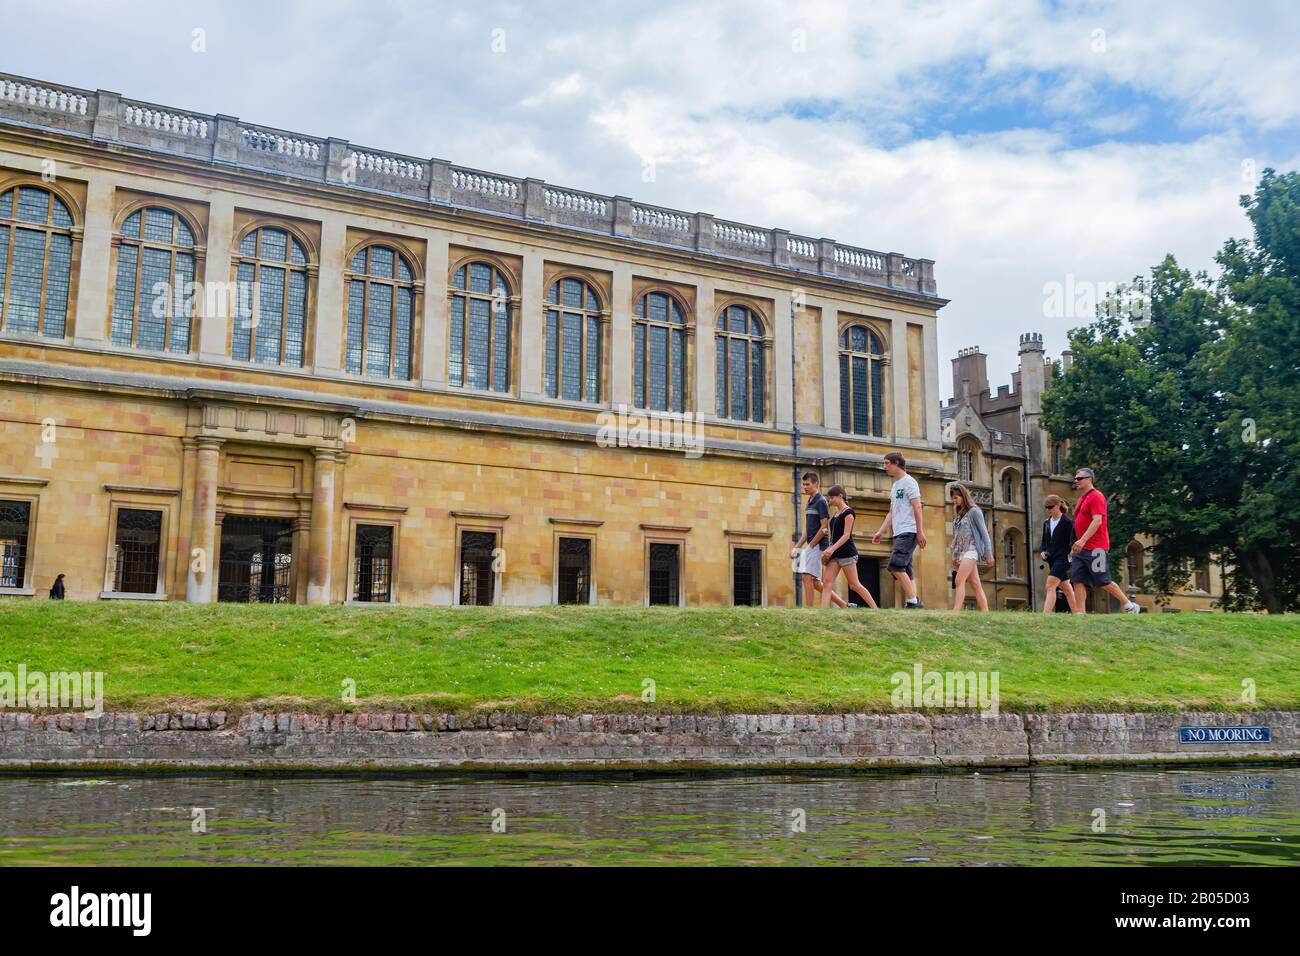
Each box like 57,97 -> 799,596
1,710 -> 1296,771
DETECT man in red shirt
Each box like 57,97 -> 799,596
1068,467 -> 1141,614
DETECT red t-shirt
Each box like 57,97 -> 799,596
1073,488 -> 1109,552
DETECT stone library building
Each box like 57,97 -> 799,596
0,73 -> 949,608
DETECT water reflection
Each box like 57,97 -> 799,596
0,766 -> 1296,866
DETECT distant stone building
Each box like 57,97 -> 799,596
941,334 -> 1223,612
0,72 -> 951,609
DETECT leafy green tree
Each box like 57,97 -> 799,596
1043,169 -> 1300,613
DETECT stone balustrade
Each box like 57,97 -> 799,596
0,70 -> 938,297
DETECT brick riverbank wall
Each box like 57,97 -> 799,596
2,710 -> 1298,771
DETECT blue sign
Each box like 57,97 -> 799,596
1178,725 -> 1271,744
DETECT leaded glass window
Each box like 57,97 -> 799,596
352,524 -> 393,603
345,244 -> 416,380
0,499 -> 32,589
232,226 -> 309,367
838,324 -> 886,437
634,291 -> 688,412
544,277 -> 602,403
111,206 -> 197,353
450,261 -> 511,392
714,304 -> 766,422
0,186 -> 75,339
112,508 -> 162,594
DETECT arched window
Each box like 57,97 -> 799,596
111,206 -> 197,352
1002,469 -> 1018,504
345,244 -> 416,380
1052,442 -> 1064,476
1004,531 -> 1019,578
450,261 -> 511,392
232,226 -> 309,367
544,277 -> 602,403
634,290 -> 687,412
839,324 -> 886,436
715,304 -> 766,422
1126,542 -> 1144,586
958,438 -> 979,483
0,185 -> 74,338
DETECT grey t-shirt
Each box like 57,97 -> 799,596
890,474 -> 921,535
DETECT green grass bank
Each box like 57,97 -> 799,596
0,603 -> 1296,715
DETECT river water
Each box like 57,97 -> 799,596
1,765 -> 1296,866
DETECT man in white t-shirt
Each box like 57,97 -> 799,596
871,451 -> 927,608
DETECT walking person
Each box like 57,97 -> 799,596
872,452 -> 926,608
948,483 -> 994,611
1068,467 -> 1141,614
1038,495 -> 1076,612
48,573 -> 66,600
820,485 -> 879,608
789,472 -> 845,607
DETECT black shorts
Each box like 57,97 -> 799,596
888,532 -> 917,577
1069,549 -> 1113,587
1047,557 -> 1071,581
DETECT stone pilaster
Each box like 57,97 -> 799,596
185,437 -> 223,603
307,449 -> 340,605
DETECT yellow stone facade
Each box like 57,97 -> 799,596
0,74 -> 950,608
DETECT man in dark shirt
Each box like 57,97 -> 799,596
789,472 -> 843,607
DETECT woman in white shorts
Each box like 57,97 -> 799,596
949,482 -> 994,611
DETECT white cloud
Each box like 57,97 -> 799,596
5,0 -> 1297,387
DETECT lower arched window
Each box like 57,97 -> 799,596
839,324 -> 885,436
0,185 -> 74,339
958,439 -> 979,483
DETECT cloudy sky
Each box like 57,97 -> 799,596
10,0 -> 1299,392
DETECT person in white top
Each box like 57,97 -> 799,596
871,452 -> 927,608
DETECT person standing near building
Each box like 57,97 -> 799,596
872,452 -> 926,608
1068,468 -> 1141,614
1038,495 -> 1076,612
948,483 -> 994,611
49,573 -> 66,599
820,485 -> 879,608
790,472 -> 845,607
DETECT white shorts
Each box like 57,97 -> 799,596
960,550 -> 978,562
798,546 -> 823,580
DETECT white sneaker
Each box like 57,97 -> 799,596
1124,602 -> 1141,614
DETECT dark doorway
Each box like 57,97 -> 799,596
459,530 -> 497,606
556,537 -> 591,604
218,516 -> 293,603
648,542 -> 680,606
732,547 -> 762,606
848,559 -> 882,607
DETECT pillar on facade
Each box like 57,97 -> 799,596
185,437 -> 223,603
307,449 -> 340,604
